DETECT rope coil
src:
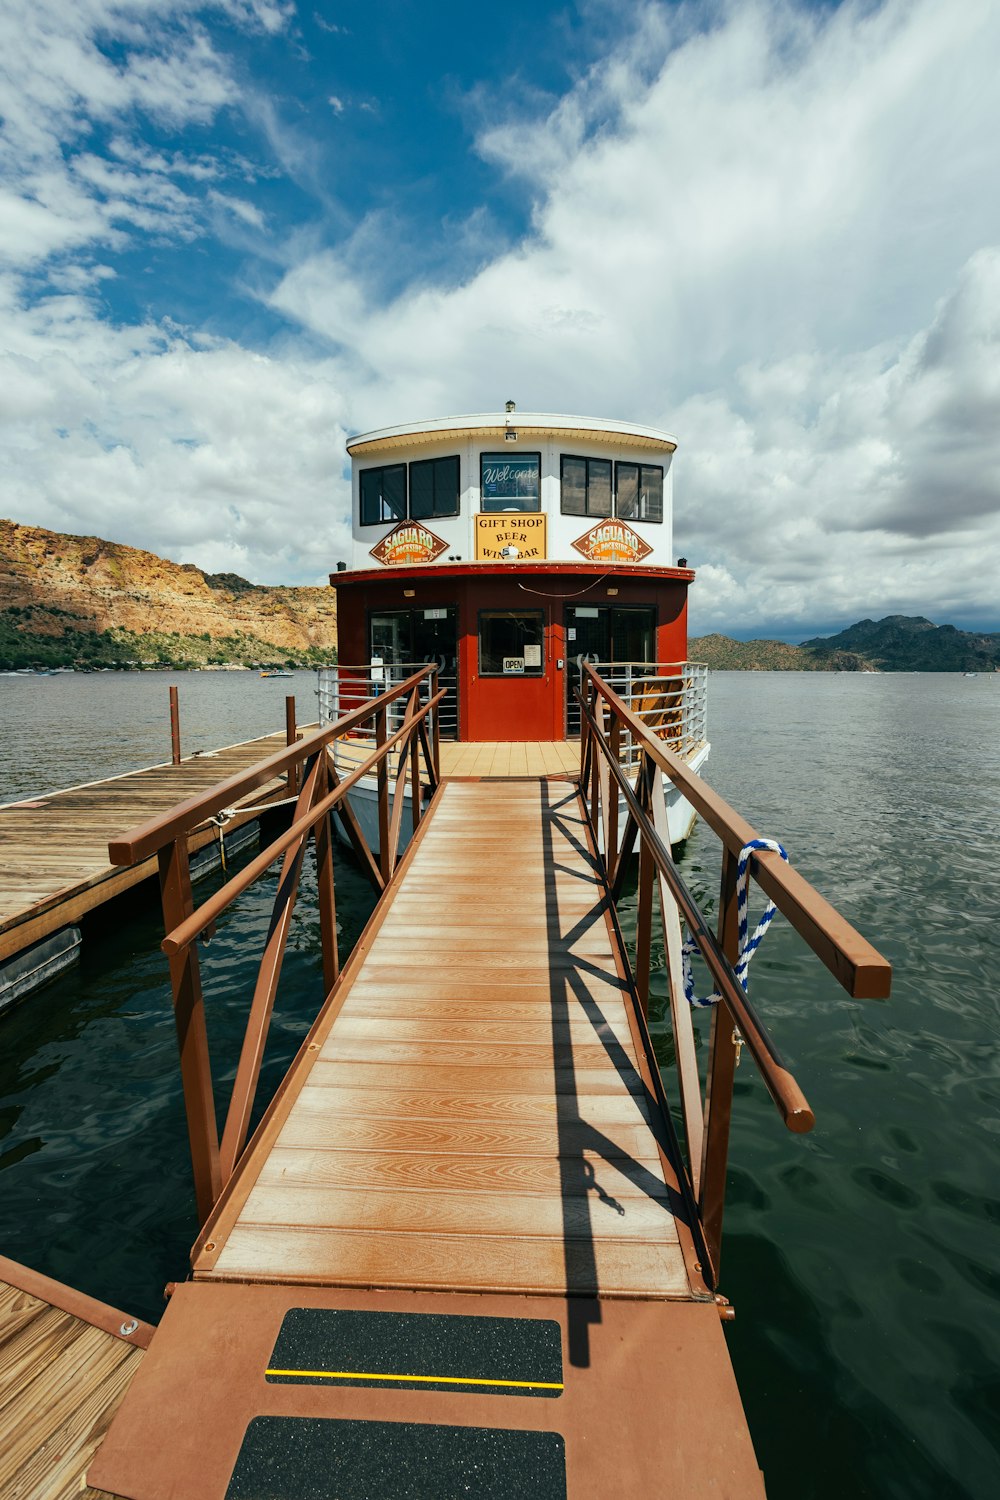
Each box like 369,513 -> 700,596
682,838 -> 789,1008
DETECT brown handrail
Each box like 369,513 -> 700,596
109,666 -> 437,866
577,662 -> 892,1282
111,665 -> 445,1226
583,664 -> 891,1000
160,688 -> 445,957
578,689 -> 814,1132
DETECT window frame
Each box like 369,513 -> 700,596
614,461 -> 664,524
408,454 -> 461,521
559,453 -> 613,519
479,451 -> 542,514
359,463 -> 408,528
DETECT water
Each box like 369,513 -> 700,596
1,670 -> 998,1496
0,668 -> 319,805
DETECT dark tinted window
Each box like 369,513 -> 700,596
560,455 -> 612,517
410,456 -> 460,520
615,462 -> 662,523
360,464 -> 406,526
478,609 -> 545,676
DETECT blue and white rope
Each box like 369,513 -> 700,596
682,838 -> 789,1007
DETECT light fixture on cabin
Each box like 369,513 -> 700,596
403,589 -> 415,598
504,397 -> 518,440
505,429 -> 518,442
607,587 -> 619,596
677,557 -> 688,568
505,399 -> 516,412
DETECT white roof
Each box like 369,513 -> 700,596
346,411 -> 677,457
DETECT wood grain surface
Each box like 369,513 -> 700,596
203,780 -> 691,1300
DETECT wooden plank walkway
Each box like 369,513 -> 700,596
191,779 -> 691,1300
0,730 -> 298,964
0,1256 -> 152,1500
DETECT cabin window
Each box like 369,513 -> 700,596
360,464 -> 407,526
560,455 -> 612,517
409,455 -> 460,520
615,462 -> 663,523
479,453 -> 541,513
478,609 -> 545,676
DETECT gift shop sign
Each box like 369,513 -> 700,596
474,514 -> 547,561
370,523 -> 448,567
571,520 -> 653,564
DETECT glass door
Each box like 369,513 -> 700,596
564,605 -> 655,735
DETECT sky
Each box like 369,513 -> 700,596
1,0 -> 998,640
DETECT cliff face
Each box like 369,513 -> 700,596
0,519 -> 337,664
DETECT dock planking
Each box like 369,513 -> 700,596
0,728 -> 301,964
0,1256 -> 152,1500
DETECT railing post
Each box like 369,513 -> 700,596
314,754 -> 339,994
169,685 -> 181,766
375,702 -> 391,883
285,695 -> 298,797
699,843 -> 742,1279
431,666 -> 441,775
157,836 -> 221,1224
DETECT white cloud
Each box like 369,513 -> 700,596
1,0 -> 999,631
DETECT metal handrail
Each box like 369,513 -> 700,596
577,662 -> 892,1282
107,666 -> 445,1226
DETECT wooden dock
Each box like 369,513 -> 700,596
0,729 -> 297,971
0,1255 -> 153,1500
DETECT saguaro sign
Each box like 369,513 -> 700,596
370,523 -> 448,567
571,520 -> 653,564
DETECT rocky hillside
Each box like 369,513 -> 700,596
800,615 -> 1000,672
0,519 -> 337,669
689,633 -> 873,672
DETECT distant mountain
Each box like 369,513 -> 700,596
800,616 -> 1000,672
688,633 -> 873,672
0,519 -> 337,670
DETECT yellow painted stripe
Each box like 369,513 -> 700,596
265,1368 -> 563,1391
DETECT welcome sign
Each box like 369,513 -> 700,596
571,519 -> 653,564
370,523 -> 448,567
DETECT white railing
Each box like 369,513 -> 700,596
568,660 -> 708,764
318,662 -> 458,744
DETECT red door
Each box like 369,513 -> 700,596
466,605 -> 556,740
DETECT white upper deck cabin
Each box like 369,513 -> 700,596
345,408 -> 677,571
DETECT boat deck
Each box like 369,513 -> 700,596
0,729 -> 299,967
192,779 -> 688,1298
332,736 -> 580,779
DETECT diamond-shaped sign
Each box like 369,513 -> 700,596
370,523 -> 449,567
571,520 -> 653,564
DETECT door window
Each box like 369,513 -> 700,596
479,610 -> 545,676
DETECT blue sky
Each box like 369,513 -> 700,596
2,0 -> 999,639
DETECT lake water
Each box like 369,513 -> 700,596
1,669 -> 998,1498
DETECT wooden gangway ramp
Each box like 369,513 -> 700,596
89,777 -> 765,1499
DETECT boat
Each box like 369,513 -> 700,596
260,668 -> 293,678
321,406 -> 709,850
